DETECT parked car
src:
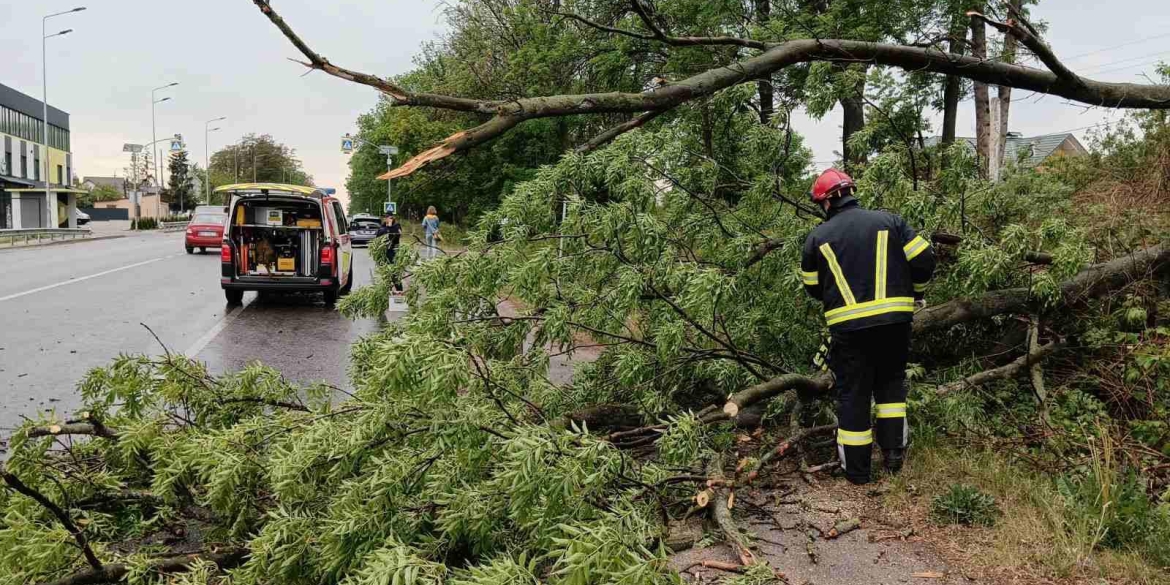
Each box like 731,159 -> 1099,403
74,209 -> 90,226
348,214 -> 381,246
185,211 -> 226,254
218,183 -> 353,306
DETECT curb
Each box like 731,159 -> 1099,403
0,234 -> 126,252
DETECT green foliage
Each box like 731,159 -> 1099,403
131,217 -> 158,230
207,134 -> 312,204
931,484 -> 999,527
168,150 -> 196,211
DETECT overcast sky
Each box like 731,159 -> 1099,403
2,1 -> 1167,207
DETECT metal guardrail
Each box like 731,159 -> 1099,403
160,221 -> 188,232
0,228 -> 93,247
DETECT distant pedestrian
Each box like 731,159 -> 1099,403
375,213 -> 404,293
422,205 -> 441,260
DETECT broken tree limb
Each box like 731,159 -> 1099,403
914,245 -> 1169,336
40,548 -> 248,585
1027,318 -> 1047,405
748,424 -> 837,483
249,0 -> 1170,179
28,422 -> 119,442
1,467 -> 103,572
936,340 -> 1062,395
708,455 -> 757,567
713,373 -> 831,423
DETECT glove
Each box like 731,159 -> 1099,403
915,298 -> 928,313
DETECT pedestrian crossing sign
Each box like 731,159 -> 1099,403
384,202 -> 397,214
341,135 -> 355,154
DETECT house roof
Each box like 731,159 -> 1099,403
82,176 -> 127,193
923,133 -> 1086,168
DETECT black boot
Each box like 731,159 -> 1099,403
883,449 -> 904,474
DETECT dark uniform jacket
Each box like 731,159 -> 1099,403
801,199 -> 935,332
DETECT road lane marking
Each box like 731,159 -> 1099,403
183,295 -> 254,358
0,255 -> 177,303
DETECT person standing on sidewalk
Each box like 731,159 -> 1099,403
422,206 -> 441,260
799,168 -> 935,485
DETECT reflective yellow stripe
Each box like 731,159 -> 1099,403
819,243 -> 856,306
913,282 -> 928,293
875,230 -> 888,300
904,235 -> 929,261
802,270 -> 819,286
876,402 -> 907,419
824,297 -> 915,326
837,428 -> 873,446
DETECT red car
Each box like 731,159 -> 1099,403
185,212 -> 226,254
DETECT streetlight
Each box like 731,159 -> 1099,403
42,6 -> 85,228
151,82 -> 177,200
204,117 -> 226,203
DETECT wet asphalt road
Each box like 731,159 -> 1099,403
0,231 -> 386,433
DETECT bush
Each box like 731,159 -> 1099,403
931,484 -> 999,527
131,217 -> 159,230
160,214 -> 188,223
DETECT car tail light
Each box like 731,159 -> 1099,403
320,245 -> 334,265
220,244 -> 232,263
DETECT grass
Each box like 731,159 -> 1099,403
883,443 -> 1169,584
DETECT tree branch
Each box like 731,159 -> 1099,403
28,422 -> 119,442
575,110 -> 668,153
1,467 -> 103,572
968,10 -> 1083,88
936,340 -> 1062,395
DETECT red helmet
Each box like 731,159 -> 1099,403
809,168 -> 855,203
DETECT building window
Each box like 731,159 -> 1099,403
4,152 -> 11,176
21,153 -> 27,177
57,165 -> 63,185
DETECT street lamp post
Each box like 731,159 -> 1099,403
42,6 -> 85,228
151,82 -> 177,205
204,116 -> 226,204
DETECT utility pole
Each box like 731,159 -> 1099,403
151,82 -> 177,198
204,116 -> 225,203
43,6 -> 84,228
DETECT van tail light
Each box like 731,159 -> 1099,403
320,244 -> 334,265
220,243 -> 232,263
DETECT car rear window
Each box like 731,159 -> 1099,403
352,220 -> 380,230
192,214 -> 224,224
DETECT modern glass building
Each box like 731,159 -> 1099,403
0,82 -> 81,229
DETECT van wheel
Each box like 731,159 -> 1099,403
225,289 -> 244,306
186,246 -> 194,254
323,288 -> 338,306
340,266 -> 354,295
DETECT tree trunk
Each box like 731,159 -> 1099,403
993,0 -> 1021,179
837,65 -> 867,172
970,8 -> 991,178
941,17 -> 968,146
755,0 -> 774,125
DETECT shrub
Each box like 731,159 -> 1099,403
931,484 -> 999,527
133,217 -> 159,230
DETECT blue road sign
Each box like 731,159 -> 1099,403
384,202 -> 397,214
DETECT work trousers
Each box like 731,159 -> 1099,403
829,321 -> 911,483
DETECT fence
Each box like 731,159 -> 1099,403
79,207 -> 129,221
0,228 -> 92,247
160,221 -> 188,232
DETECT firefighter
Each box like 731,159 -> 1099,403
799,168 -> 935,485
